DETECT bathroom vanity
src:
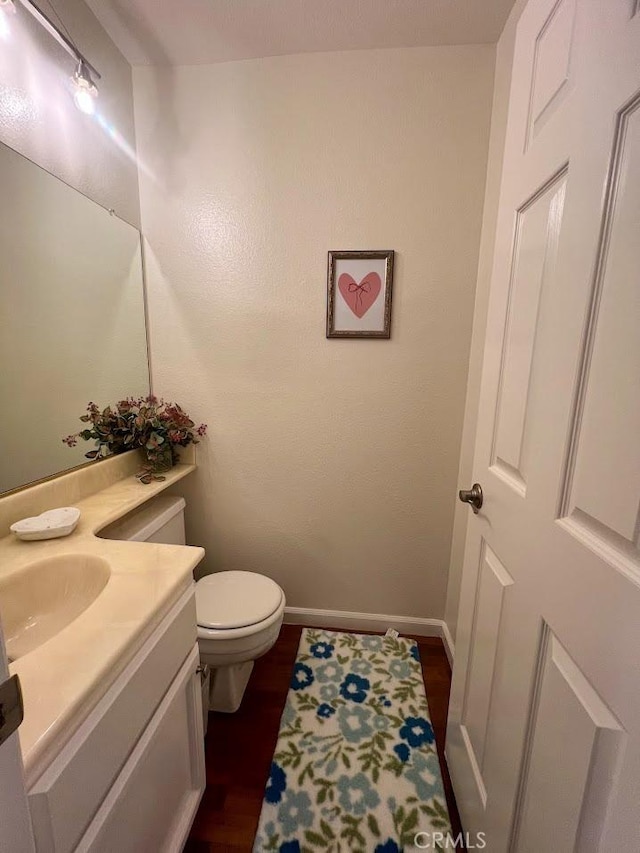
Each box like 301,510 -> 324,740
0,106 -> 206,852
0,451 -> 205,852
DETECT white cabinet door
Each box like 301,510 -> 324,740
447,0 -> 640,849
0,617 -> 35,853
76,644 -> 205,853
28,587 -> 198,853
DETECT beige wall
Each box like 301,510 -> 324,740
444,0 -> 528,643
135,46 -> 494,618
0,0 -> 140,225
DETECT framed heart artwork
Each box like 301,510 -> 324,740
326,250 -> 394,339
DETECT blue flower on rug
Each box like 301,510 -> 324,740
278,842 -> 300,853
265,762 -> 287,804
393,743 -> 410,762
309,641 -> 334,659
361,635 -> 383,651
337,772 -> 380,815
315,662 -> 344,683
338,705 -> 373,743
319,683 -> 339,701
375,841 -> 401,853
373,714 -> 390,731
405,751 -> 444,802
291,663 -> 314,691
316,703 -> 335,719
410,643 -> 421,662
400,715 -> 435,747
280,700 -> 295,727
339,673 -> 370,703
277,790 -> 314,835
352,658 -> 372,675
389,658 -> 411,679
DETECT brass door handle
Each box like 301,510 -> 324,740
459,483 -> 483,514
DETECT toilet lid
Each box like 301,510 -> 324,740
195,571 -> 284,630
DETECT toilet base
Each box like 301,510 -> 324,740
209,660 -> 254,713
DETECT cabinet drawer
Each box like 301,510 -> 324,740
76,644 -> 204,853
28,586 -> 197,853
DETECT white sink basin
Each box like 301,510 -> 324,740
0,555 -> 110,661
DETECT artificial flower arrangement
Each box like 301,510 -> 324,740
63,395 -> 207,483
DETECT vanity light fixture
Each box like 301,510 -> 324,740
13,0 -> 101,113
71,59 -> 98,115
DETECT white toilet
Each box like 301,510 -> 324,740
196,570 -> 285,712
100,494 -> 286,714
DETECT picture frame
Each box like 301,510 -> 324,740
326,250 -> 394,339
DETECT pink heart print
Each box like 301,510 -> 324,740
338,271 -> 382,319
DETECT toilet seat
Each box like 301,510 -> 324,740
195,571 -> 286,712
196,571 -> 284,631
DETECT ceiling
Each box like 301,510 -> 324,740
85,0 -> 516,67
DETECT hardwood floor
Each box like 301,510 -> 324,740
185,625 -> 464,852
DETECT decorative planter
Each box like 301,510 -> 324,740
137,444 -> 175,483
146,443 -> 174,474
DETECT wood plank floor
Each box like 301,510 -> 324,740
185,625 -> 464,852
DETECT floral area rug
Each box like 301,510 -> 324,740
253,628 -> 452,853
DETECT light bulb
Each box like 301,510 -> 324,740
71,61 -> 98,115
0,0 -> 16,13
73,84 -> 96,115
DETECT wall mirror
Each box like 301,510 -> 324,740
0,141 -> 150,495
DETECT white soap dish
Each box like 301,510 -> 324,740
10,507 -> 81,541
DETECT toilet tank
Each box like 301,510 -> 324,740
99,495 -> 186,545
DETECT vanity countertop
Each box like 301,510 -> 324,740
0,461 -> 204,785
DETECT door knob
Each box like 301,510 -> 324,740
459,483 -> 483,514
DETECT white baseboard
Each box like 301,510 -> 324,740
441,621 -> 455,668
284,606 -> 455,664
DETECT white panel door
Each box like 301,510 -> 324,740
0,617 -> 35,853
447,0 -> 640,849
